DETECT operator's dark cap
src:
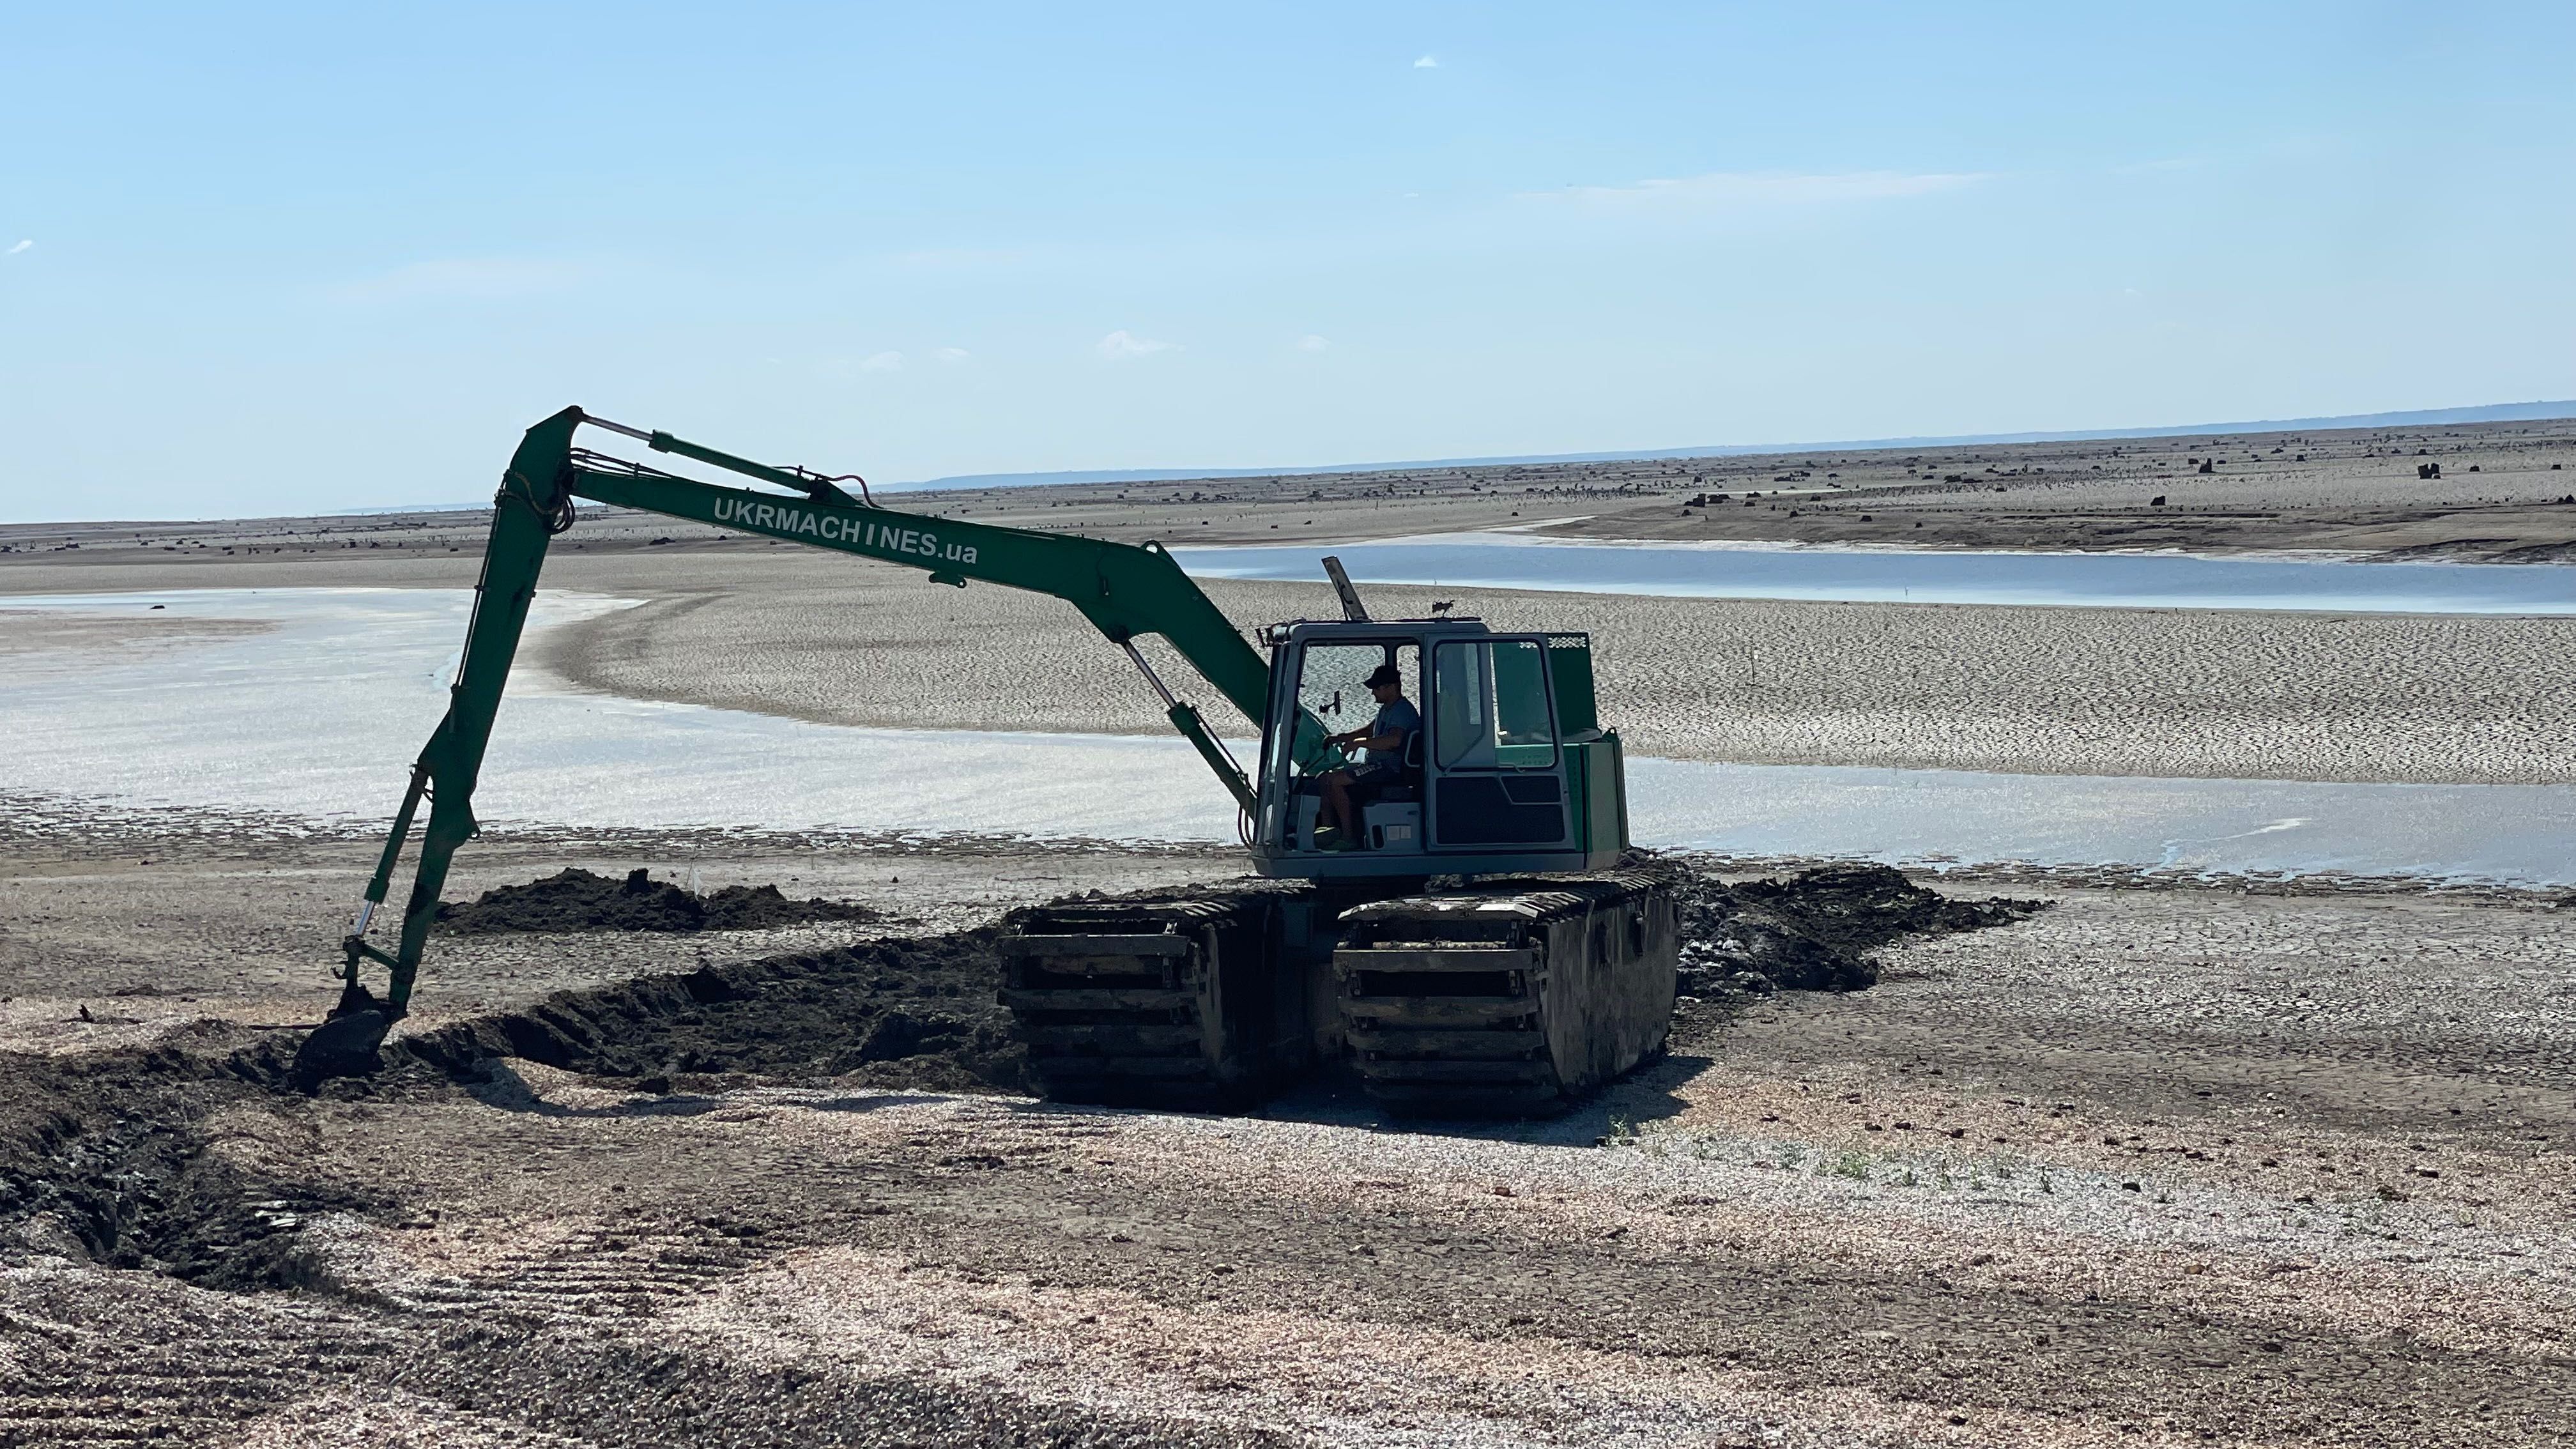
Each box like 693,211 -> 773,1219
1366,663 -> 1402,688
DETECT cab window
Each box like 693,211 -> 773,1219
1278,641 -> 1418,776
1431,640 -> 1557,770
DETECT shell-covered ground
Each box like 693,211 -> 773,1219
4,825 -> 2570,1448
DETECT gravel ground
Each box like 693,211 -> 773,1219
4,829 -> 2572,1447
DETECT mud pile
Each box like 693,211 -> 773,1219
437,867 -> 880,934
1653,861 -> 2046,996
389,929 -> 1025,1096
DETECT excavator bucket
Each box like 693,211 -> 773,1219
292,1001 -> 394,1085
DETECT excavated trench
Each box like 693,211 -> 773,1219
1,860 -> 2044,1294
0,1044 -> 387,1289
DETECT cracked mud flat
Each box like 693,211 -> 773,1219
4,827 -> 2575,1446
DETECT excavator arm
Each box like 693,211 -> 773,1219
296,406 -> 1273,1080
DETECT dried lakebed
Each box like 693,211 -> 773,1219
10,588 -> 2576,884
1172,533 -> 2576,613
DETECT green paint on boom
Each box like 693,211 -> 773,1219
315,406 -> 1273,1055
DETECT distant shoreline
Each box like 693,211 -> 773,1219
15,402 -> 2576,528
896,398 -> 2576,493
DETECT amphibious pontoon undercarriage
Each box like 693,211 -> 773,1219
1000,873 -> 1676,1116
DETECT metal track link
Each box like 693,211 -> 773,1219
1334,873 -> 1677,1118
998,897 -> 1266,1110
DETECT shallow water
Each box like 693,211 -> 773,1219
0,590 -> 1238,841
1173,535 -> 2576,615
4,590 -> 2570,885
1627,760 -> 2575,885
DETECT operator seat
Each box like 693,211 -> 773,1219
1374,728 -> 1425,804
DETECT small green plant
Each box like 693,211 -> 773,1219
1831,1150 -> 1873,1181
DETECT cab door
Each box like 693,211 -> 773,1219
1424,634 -> 1571,852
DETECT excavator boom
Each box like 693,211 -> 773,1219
298,406 -> 1273,1079
572,420 -> 1272,728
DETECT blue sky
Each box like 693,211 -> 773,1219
3,2 -> 2570,521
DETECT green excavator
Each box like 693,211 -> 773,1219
300,406 -> 1676,1114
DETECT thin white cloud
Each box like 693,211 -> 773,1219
1413,54 -> 1438,68
933,346 -> 972,364
4,240 -> 29,256
1533,170 -> 1988,208
326,257 -> 586,303
892,246 -> 1034,269
1096,330 -> 1178,361
860,350 -> 905,372
1296,334 -> 1330,353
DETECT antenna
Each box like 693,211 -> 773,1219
1320,555 -> 1370,622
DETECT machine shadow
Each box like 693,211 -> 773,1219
999,1051 -> 1713,1149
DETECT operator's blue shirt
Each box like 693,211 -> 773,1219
1365,697 -> 1420,769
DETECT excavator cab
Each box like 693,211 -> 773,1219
1248,618 -> 1631,880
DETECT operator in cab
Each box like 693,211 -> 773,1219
1315,663 -> 1419,850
